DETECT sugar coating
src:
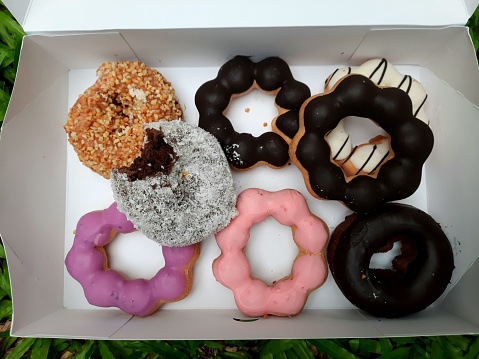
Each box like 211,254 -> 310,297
110,120 -> 238,247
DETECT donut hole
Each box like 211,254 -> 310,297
369,237 -> 419,278
342,116 -> 388,147
244,216 -> 299,286
225,89 -> 277,137
369,241 -> 402,271
328,116 -> 392,178
105,232 -> 165,280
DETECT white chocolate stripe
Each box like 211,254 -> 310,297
368,149 -> 390,174
324,58 -> 429,174
327,120 -> 352,161
325,58 -> 429,124
333,134 -> 350,160
369,58 -> 387,85
355,144 -> 377,175
349,140 -> 390,174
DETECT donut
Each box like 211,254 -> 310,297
195,56 -> 310,170
327,203 -> 454,318
65,61 -> 183,179
213,188 -> 329,317
325,58 -> 428,122
290,74 -> 434,214
110,119 -> 237,247
65,203 -> 200,317
324,58 -> 429,176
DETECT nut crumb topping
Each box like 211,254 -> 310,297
64,61 -> 183,178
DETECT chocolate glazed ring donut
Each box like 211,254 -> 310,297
327,203 -> 454,318
195,56 -> 310,170
290,74 -> 434,214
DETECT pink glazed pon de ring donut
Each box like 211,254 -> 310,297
212,188 -> 329,317
65,203 -> 200,317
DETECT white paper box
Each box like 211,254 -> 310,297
1,0 -> 479,340
3,0 -> 479,32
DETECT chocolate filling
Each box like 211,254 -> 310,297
118,128 -> 178,181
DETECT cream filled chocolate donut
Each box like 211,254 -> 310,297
213,189 -> 329,317
327,203 -> 454,318
290,74 -> 434,214
110,119 -> 237,247
65,61 -> 183,179
196,56 -> 310,170
324,59 -> 429,176
65,203 -> 200,316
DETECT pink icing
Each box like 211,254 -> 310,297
212,188 -> 329,317
65,203 -> 199,316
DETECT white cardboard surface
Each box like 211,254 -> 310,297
62,62 -> 432,312
4,0 -> 479,33
2,27 -> 479,338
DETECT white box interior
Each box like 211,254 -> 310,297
1,27 -> 479,339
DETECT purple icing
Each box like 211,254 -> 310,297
65,203 -> 199,316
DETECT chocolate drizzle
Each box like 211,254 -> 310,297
354,144 -> 377,175
415,95 -> 428,118
398,75 -> 412,93
195,56 -> 310,169
117,128 -> 177,181
327,203 -> 454,318
370,58 -> 387,84
368,150 -> 390,174
333,135 -> 350,160
292,74 -> 434,214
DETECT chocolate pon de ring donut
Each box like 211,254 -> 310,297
327,203 -> 454,318
195,56 -> 310,170
290,74 -> 434,214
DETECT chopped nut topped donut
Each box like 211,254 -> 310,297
65,61 -> 183,178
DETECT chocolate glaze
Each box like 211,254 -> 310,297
327,203 -> 454,318
117,128 -> 177,181
293,74 -> 434,214
195,56 -> 310,169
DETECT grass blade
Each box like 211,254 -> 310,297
0,300 -> 12,323
30,338 -> 51,359
357,338 -> 382,355
5,337 -> 35,359
308,339 -> 360,359
438,336 -> 464,359
98,341 -> 115,359
291,340 -> 315,359
74,340 -> 95,359
464,336 -> 479,359
377,347 -> 411,359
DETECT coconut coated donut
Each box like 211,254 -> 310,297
213,188 -> 329,317
110,119 -> 237,247
324,59 -> 429,176
65,203 -> 200,316
65,61 -> 183,179
327,203 -> 454,318
196,56 -> 310,170
290,74 -> 434,214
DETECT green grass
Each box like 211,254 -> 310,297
0,1 -> 25,124
467,4 -> 479,54
0,2 -> 479,358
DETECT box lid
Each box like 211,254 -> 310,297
3,0 -> 479,33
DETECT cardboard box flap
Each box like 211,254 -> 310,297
2,0 -> 29,27
3,0 -> 479,33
